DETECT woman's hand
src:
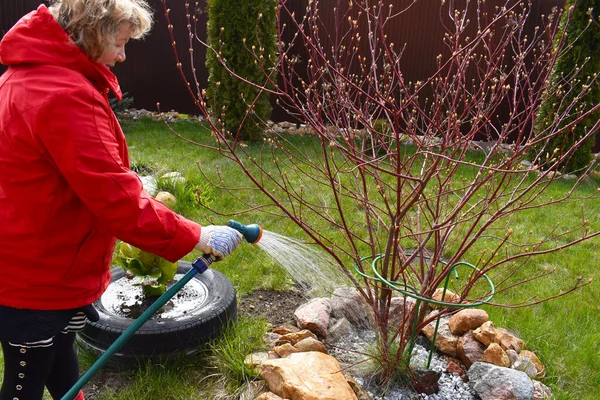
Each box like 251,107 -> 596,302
195,226 -> 243,260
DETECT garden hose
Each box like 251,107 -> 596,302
62,221 -> 263,400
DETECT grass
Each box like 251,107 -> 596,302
2,116 -> 599,399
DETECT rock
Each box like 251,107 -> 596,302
293,337 -> 328,354
457,331 -> 486,369
519,350 -> 545,378
512,357 -> 538,378
411,369 -> 441,395
264,332 -> 282,344
139,175 -> 158,196
330,287 -> 374,328
272,324 -> 301,335
260,351 -> 358,400
421,315 -> 460,357
294,298 -> 332,338
430,288 -> 461,308
446,360 -> 467,382
472,321 -> 497,347
327,317 -> 354,343
473,322 -> 524,353
532,380 -> 553,399
497,328 -> 524,353
388,296 -> 417,327
274,329 -> 317,346
273,343 -> 298,358
155,191 -> 176,209
448,309 -> 489,335
506,349 -> 519,365
468,362 -> 534,400
483,343 -> 511,368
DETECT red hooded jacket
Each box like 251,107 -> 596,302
0,6 -> 201,310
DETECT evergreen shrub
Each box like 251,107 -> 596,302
534,0 -> 600,173
205,0 -> 277,141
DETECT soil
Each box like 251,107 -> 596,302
236,288 -> 308,327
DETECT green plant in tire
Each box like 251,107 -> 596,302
114,190 -> 179,297
114,242 -> 178,297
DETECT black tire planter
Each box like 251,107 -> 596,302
78,261 -> 236,369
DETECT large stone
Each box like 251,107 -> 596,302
294,298 -> 332,338
421,314 -> 460,357
330,287 -> 374,328
448,309 -> 489,335
473,321 -> 497,347
483,343 -> 511,368
457,331 -> 486,369
388,296 -> 417,328
468,362 -> 534,400
497,328 -> 524,353
260,351 -> 358,400
327,317 -> 354,343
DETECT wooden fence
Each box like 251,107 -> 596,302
1,0 -> 576,137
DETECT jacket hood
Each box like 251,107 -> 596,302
0,5 -> 122,99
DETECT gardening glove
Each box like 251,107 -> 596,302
195,225 -> 243,260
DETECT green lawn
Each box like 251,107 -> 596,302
2,117 -> 599,399
122,117 -> 600,399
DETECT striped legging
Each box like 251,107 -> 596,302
0,312 -> 87,400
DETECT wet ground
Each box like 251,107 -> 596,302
236,288 -> 308,327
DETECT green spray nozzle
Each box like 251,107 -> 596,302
227,220 -> 263,244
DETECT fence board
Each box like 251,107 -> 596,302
4,0 -> 591,148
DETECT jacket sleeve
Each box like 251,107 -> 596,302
34,86 -> 201,262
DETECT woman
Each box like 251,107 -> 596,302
0,1 -> 241,399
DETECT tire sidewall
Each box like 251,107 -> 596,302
79,261 -> 237,361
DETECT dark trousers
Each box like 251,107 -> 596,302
0,332 -> 80,400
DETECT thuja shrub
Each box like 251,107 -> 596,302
205,0 -> 277,141
534,0 -> 600,173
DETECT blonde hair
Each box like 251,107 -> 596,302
49,0 -> 154,61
